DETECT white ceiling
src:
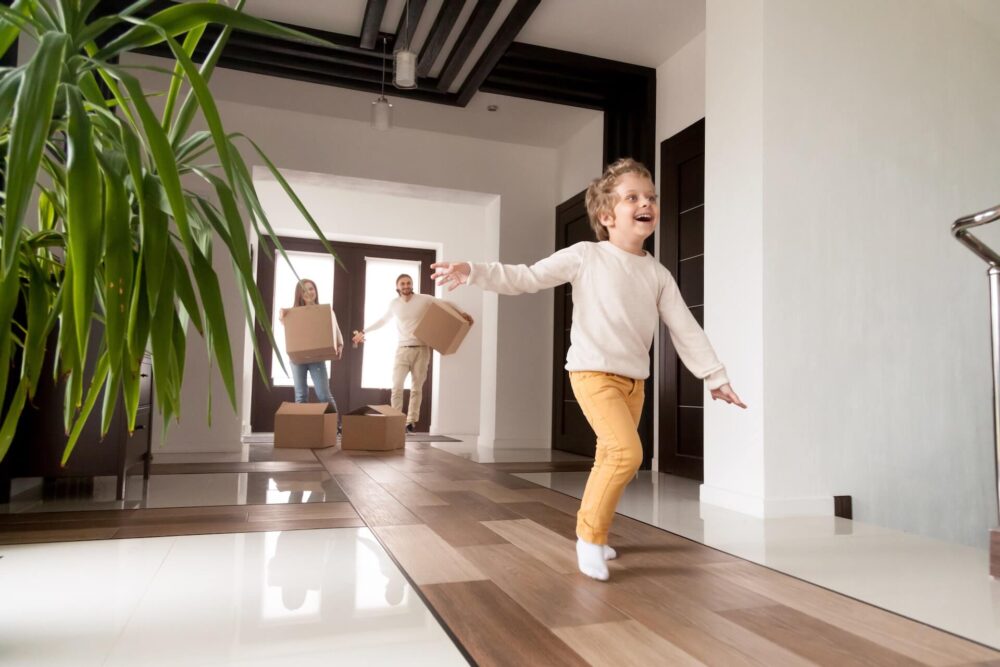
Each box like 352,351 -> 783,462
212,0 -> 706,68
517,0 -> 705,67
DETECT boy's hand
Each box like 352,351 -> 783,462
461,312 -> 474,326
278,308 -> 287,323
335,345 -> 343,360
711,383 -> 747,409
352,330 -> 365,345
430,262 -> 471,291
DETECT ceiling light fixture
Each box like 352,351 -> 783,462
394,0 -> 417,89
371,36 -> 392,130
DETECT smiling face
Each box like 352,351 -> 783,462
599,172 -> 659,251
300,280 -> 318,305
396,275 -> 413,297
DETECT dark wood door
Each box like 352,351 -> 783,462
251,238 -> 435,433
658,118 -> 706,480
551,192 -> 655,466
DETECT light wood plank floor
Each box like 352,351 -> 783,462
318,443 -> 1000,667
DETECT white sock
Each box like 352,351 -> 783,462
576,538 -> 609,581
603,545 -> 617,560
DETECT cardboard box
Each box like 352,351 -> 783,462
341,405 -> 406,451
273,402 -> 338,449
284,304 -> 342,364
413,300 -> 471,355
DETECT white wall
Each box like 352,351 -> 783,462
555,114 -> 603,202
136,65 -> 561,453
702,0 -> 768,514
706,0 -> 1000,546
250,172 -> 498,437
656,31 -> 706,155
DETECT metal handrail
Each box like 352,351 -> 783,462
953,203 -> 1000,555
953,204 -> 1000,266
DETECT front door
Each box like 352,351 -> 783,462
251,237 -> 436,433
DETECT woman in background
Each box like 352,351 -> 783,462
279,279 -> 343,411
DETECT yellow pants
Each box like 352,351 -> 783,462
570,371 -> 645,545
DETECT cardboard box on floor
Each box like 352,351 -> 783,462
341,405 -> 405,451
284,304 -> 341,364
274,402 -> 338,449
413,300 -> 470,355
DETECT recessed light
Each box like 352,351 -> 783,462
487,104 -> 499,112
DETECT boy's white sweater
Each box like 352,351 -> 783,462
468,241 -> 729,388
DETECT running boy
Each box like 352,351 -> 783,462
430,158 -> 745,581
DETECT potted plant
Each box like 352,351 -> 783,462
0,0 -> 334,463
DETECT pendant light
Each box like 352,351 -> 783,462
394,0 -> 417,89
371,36 -> 392,130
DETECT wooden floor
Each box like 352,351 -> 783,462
315,444 -> 1000,667
2,442 -> 999,665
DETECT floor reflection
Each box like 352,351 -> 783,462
0,527 -> 466,665
2,470 -> 348,514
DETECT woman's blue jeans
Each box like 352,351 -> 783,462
291,361 -> 337,413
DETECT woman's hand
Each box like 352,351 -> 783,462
430,262 -> 471,291
711,383 -> 747,409
335,345 -> 343,360
278,308 -> 287,323
352,330 -> 365,345
461,312 -> 474,326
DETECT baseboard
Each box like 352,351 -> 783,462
700,484 -> 835,518
991,528 -> 1000,578
488,438 -> 552,450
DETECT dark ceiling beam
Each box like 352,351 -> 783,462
455,0 -> 539,106
480,75 -> 607,109
436,0 -> 499,92
417,0 -> 464,78
359,0 -> 387,49
207,52 -> 458,105
394,0 -> 427,51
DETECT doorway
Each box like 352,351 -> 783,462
658,119 -> 706,480
250,237 -> 436,433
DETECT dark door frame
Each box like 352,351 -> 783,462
251,236 -> 436,433
658,118 -> 706,480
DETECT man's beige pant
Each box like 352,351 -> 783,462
391,345 -> 431,425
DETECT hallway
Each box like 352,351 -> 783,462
2,441 -> 998,666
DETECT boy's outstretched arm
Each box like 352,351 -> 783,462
431,262 -> 471,291
711,384 -> 747,409
432,246 -> 582,295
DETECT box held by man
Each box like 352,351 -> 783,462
413,300 -> 471,355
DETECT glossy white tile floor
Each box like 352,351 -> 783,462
0,528 -> 467,666
517,470 -> 1000,651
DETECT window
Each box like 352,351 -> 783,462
361,257 -> 423,389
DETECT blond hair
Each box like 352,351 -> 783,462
584,158 -> 653,241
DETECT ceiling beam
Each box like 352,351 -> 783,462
417,0 -> 464,78
455,0 -> 539,106
394,0 -> 427,51
359,0 -> 387,49
436,0 -> 499,92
